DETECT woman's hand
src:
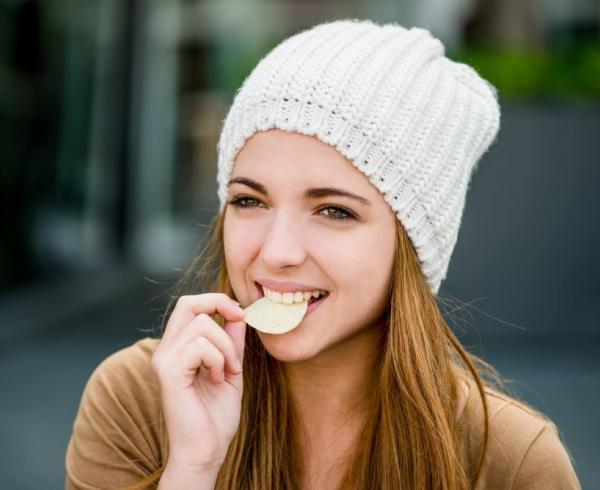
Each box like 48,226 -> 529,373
151,293 -> 247,474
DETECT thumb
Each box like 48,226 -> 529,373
224,318 -> 247,367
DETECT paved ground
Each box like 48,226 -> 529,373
0,275 -> 597,489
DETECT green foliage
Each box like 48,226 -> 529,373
450,43 -> 600,101
214,36 -> 283,95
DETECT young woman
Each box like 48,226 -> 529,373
66,19 -> 581,489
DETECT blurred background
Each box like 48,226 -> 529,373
0,0 -> 598,488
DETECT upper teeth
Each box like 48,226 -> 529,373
262,286 -> 327,304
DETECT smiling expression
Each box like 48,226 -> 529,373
223,129 -> 397,362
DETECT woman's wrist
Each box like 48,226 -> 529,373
157,460 -> 221,490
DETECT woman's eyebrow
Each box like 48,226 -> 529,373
228,176 -> 372,206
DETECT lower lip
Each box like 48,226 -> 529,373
306,292 -> 328,316
255,283 -> 329,317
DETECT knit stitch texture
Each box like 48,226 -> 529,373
216,18 -> 501,296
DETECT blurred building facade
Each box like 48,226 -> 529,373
1,0 -> 598,290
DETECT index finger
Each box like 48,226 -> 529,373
161,293 -> 244,346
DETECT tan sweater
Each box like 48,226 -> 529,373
65,338 -> 582,489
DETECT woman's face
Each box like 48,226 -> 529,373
223,129 -> 397,362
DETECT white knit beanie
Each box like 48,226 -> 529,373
216,18 -> 500,296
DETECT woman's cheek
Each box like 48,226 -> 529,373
225,217 -> 261,253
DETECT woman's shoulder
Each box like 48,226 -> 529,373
100,336 -> 161,367
88,336 -> 161,402
460,379 -> 581,489
66,337 -> 165,489
84,336 -> 164,425
109,336 -> 159,365
74,335 -> 163,422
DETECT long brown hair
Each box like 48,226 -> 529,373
124,208 -> 514,489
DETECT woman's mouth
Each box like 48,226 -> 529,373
305,291 -> 328,315
254,282 -> 329,314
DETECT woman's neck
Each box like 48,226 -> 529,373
282,324 -> 384,445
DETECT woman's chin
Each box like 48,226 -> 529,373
258,330 -> 321,363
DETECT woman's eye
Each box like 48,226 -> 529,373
318,206 -> 356,221
227,196 -> 356,221
228,196 -> 263,208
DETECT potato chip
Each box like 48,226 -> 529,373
243,297 -> 308,334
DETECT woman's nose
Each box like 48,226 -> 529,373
258,214 -> 306,269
